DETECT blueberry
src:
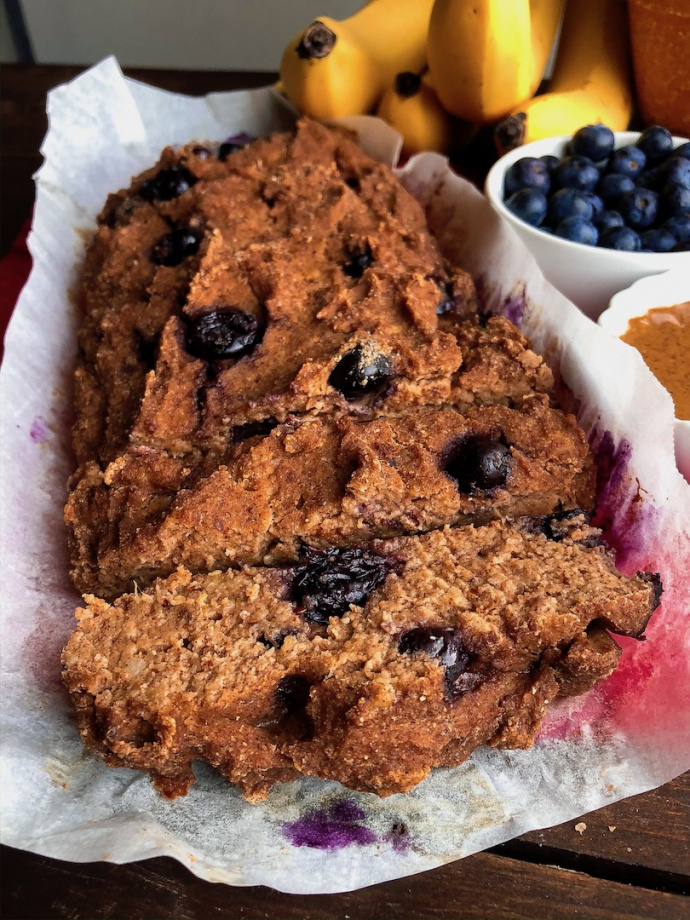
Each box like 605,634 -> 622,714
540,154 -> 559,172
673,142 -> 690,160
555,216 -> 599,245
607,146 -> 646,180
343,243 -> 374,278
218,133 -> 253,161
672,240 -> 690,251
597,173 -> 635,205
639,228 -> 678,252
636,168 -> 661,190
398,627 -> 472,697
617,187 -> 659,229
594,209 -> 625,232
505,188 -> 548,226
571,124 -> 615,163
292,547 -> 394,624
329,344 -> 394,400
657,156 -> 690,189
527,508 -> 605,548
598,225 -> 642,251
150,228 -> 202,266
662,215 -> 690,242
660,183 -> 690,218
276,675 -> 311,712
553,155 -> 600,192
139,165 -> 197,202
504,157 -> 552,196
547,188 -> 594,224
536,508 -> 597,543
218,142 -> 244,161
398,626 -> 461,661
435,280 -> 458,316
636,126 -> 675,164
582,191 -> 604,216
444,436 -> 512,492
185,309 -> 262,361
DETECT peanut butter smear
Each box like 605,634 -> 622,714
621,301 -> 690,420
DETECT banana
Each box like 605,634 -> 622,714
494,0 -> 633,152
376,72 -> 477,157
427,0 -> 566,124
280,0 -> 435,120
528,0 -> 567,81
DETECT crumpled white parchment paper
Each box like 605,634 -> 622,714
1,57 -> 688,894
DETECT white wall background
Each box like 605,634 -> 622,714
6,0 -> 362,70
1,3 -> 19,62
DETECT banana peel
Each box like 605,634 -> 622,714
427,0 -> 566,124
377,72 -> 478,157
495,0 -> 633,153
280,0 -> 434,119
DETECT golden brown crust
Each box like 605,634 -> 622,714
73,120 -> 496,468
66,397 -> 595,598
66,119 -> 562,600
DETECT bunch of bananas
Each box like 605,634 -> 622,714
278,0 -> 634,158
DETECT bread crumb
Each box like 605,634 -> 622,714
575,822 -> 587,835
608,825 -> 617,832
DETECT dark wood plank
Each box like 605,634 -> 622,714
503,770 -> 690,882
2,844 -> 689,920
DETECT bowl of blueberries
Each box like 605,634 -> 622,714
485,124 -> 690,320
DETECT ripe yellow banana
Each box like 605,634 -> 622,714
376,72 -> 477,157
426,0 -> 566,124
280,0 -> 435,120
495,0 -> 633,151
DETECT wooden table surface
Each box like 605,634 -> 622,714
1,63 -> 688,920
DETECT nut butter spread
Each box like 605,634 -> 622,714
621,301 -> 690,420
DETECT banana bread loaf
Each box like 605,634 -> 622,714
62,120 -> 661,803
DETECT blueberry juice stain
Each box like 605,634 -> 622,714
282,800 -> 377,850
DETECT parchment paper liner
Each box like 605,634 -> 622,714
1,58 -> 688,894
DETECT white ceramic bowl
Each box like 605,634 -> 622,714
485,131 -> 690,321
598,268 -> 690,482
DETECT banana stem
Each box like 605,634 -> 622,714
494,113 -> 527,154
394,72 -> 422,98
297,21 -> 337,60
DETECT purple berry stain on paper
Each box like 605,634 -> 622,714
590,428 -> 661,569
383,821 -> 412,853
538,424 -> 675,745
474,275 -> 528,328
283,799 -> 377,850
30,416 -> 50,443
499,284 -> 528,327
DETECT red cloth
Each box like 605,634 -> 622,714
0,219 -> 33,360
